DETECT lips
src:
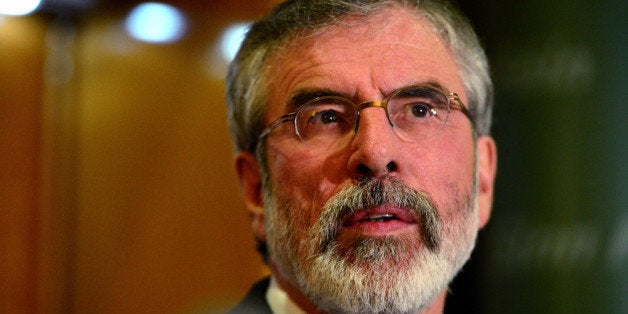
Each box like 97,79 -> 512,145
342,204 -> 417,227
337,204 -> 419,239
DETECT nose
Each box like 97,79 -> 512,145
347,106 -> 400,179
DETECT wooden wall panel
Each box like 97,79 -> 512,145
0,16 -> 46,314
2,1 -> 274,313
69,10 -> 268,314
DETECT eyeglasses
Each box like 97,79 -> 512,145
257,83 -> 473,151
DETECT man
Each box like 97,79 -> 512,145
226,0 -> 497,313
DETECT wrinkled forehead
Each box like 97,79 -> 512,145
271,4 -> 434,57
261,5 -> 464,105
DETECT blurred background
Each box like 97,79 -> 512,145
1,0 -> 625,313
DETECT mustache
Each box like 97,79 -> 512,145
315,176 -> 442,252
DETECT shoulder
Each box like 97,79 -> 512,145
228,277 -> 272,314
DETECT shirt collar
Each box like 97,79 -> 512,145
265,276 -> 307,314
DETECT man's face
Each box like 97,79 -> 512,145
237,6 -> 496,314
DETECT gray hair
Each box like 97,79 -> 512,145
226,0 -> 493,153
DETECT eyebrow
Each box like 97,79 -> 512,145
416,80 -> 447,92
286,88 -> 349,112
284,81 -> 451,111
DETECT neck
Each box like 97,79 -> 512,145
271,265 -> 447,314
272,265 -> 324,314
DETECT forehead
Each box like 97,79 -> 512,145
263,5 -> 464,115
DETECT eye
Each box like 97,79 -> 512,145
390,86 -> 445,121
318,110 -> 341,124
299,98 -> 353,127
304,107 -> 346,126
409,103 -> 431,118
402,102 -> 437,120
296,100 -> 354,141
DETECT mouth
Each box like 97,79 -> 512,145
358,213 -> 398,223
340,204 -> 418,237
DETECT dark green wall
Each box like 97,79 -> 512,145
448,0 -> 627,313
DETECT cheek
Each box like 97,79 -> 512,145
266,143 -> 348,223
406,134 -> 476,211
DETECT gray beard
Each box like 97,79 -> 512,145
265,176 -> 478,314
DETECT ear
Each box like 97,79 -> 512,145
235,151 -> 266,242
476,135 -> 497,229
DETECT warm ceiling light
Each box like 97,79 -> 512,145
125,2 -> 188,44
219,22 -> 251,62
0,0 -> 42,16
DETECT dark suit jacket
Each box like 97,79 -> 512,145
229,277 -> 273,314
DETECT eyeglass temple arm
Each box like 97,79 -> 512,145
257,113 -> 297,140
447,92 -> 475,127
